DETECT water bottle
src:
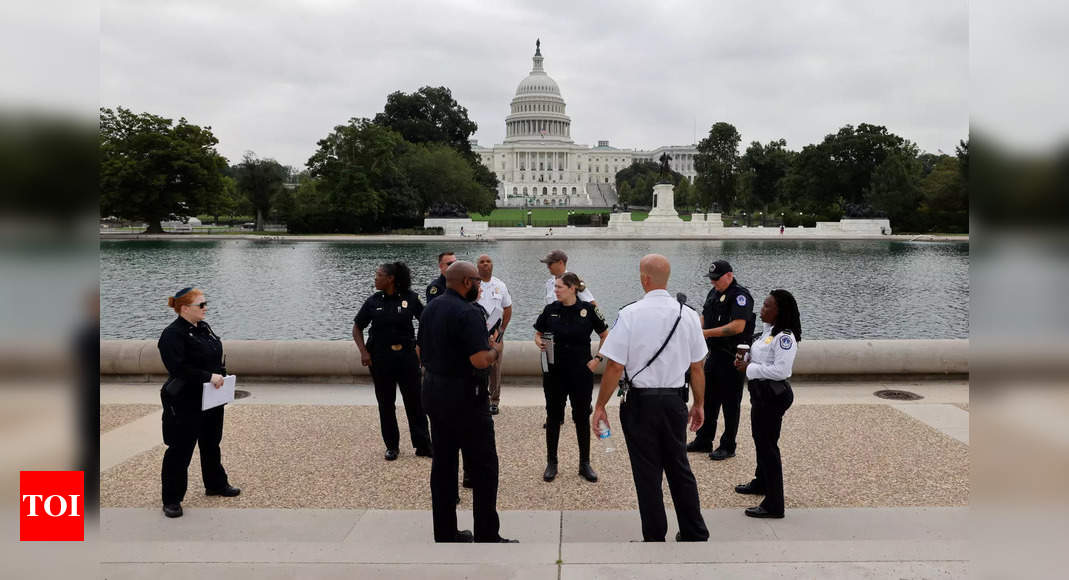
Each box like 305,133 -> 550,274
596,419 -> 614,453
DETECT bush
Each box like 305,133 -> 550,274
392,226 -> 444,235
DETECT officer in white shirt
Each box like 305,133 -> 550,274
733,289 -> 801,519
476,254 -> 512,415
540,249 -> 596,306
592,254 -> 710,543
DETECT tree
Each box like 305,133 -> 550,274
100,107 -> 227,233
233,152 -> 286,231
918,155 -> 968,232
864,151 -> 923,228
738,139 -> 792,210
401,142 -> 494,214
674,177 -> 693,210
306,118 -> 409,233
694,122 -> 741,212
615,161 -> 684,207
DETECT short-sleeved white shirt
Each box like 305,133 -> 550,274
478,276 -> 512,331
545,276 -> 594,305
599,289 -> 708,389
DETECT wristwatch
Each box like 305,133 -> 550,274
594,355 -> 604,362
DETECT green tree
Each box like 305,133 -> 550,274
234,152 -> 287,231
401,142 -> 494,214
616,181 -> 633,206
203,175 -> 243,224
694,122 -> 742,212
615,161 -> 684,207
674,177 -> 692,210
918,155 -> 968,232
864,151 -> 923,228
100,107 -> 227,233
738,138 -> 793,210
305,118 -> 409,233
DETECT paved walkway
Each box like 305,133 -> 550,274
99,380 -> 969,578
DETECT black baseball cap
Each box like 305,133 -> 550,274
706,260 -> 732,280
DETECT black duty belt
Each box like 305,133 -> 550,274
630,387 -> 687,397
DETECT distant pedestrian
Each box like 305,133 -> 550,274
779,225 -> 784,235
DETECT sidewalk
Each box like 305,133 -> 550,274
99,380 -> 969,578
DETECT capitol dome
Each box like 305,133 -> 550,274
504,40 -> 572,143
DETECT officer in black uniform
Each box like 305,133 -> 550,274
417,261 -> 516,544
687,260 -> 756,460
534,272 -> 609,483
158,287 -> 240,519
425,251 -> 456,303
353,261 -> 432,461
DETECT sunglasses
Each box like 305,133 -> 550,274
193,301 -> 207,309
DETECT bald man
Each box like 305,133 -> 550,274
417,261 -> 516,544
476,254 -> 512,414
592,254 -> 710,542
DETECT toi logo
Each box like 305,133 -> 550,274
20,471 -> 84,541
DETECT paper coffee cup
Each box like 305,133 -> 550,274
735,344 -> 750,359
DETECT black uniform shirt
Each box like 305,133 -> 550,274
425,274 -> 447,303
417,288 -> 490,379
701,279 -> 755,354
354,289 -> 424,352
534,300 -> 608,365
158,317 -> 224,409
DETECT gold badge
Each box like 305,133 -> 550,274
580,308 -> 588,317
429,286 -> 438,295
764,336 -> 773,344
719,295 -> 726,302
401,300 -> 408,308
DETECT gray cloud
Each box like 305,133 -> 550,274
101,0 -> 969,167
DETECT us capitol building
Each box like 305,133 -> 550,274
472,41 -> 698,208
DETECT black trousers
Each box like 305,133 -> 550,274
620,389 -> 709,542
544,362 -> 593,463
695,351 -> 745,451
370,349 -> 431,451
748,380 -> 794,513
422,373 -> 501,542
161,395 -> 228,505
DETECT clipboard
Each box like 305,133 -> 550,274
202,375 -> 237,410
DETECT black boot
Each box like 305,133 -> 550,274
544,420 -> 560,482
576,418 -> 597,482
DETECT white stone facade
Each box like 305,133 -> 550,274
473,42 -> 698,208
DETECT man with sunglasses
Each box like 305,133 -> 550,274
417,261 -> 515,544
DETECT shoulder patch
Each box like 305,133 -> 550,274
736,295 -> 747,306
594,306 -> 606,320
779,334 -> 794,350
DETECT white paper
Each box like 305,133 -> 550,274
202,375 -> 236,410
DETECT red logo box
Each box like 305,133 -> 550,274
20,471 -> 84,541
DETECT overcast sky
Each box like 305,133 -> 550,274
100,0 -> 970,168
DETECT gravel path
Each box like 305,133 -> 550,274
101,403 -> 968,510
100,404 -> 158,433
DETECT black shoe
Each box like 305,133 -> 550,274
543,462 -> 558,482
578,462 -> 598,482
385,449 -> 399,461
440,529 -> 474,543
675,531 -> 707,542
745,506 -> 784,519
206,485 -> 241,497
709,448 -> 736,461
489,404 -> 499,415
735,481 -> 765,495
478,536 -> 518,543
686,440 -> 712,453
462,474 -> 473,488
162,503 -> 183,518
415,446 -> 433,457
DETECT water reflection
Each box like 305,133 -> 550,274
101,239 -> 969,341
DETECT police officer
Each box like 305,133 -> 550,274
158,287 -> 240,519
534,272 -> 609,483
592,255 -> 709,542
426,251 -> 457,303
353,261 -> 432,461
417,261 -> 517,544
687,259 -> 755,461
539,249 -> 595,429
734,289 -> 801,519
476,254 -> 512,415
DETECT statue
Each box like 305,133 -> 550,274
658,152 -> 673,183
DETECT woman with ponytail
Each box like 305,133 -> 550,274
353,262 -> 432,461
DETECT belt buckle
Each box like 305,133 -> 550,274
390,344 -> 403,351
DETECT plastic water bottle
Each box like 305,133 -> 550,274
596,419 -> 614,453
